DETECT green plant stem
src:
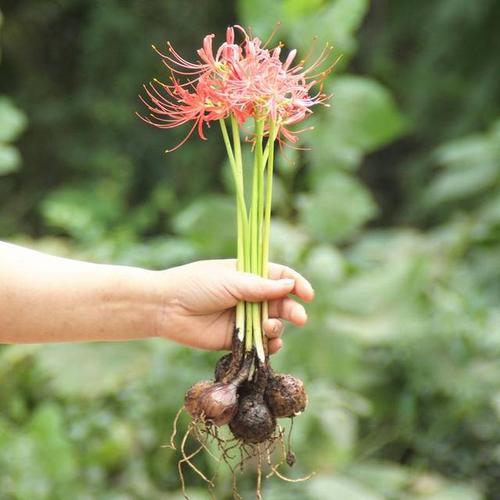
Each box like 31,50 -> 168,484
251,118 -> 266,361
230,116 -> 250,273
220,117 -> 275,358
219,118 -> 247,340
261,120 -> 277,328
229,116 -> 254,352
257,136 -> 265,278
250,119 -> 264,275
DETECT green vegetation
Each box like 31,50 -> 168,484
1,0 -> 499,498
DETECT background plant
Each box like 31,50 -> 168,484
1,0 -> 499,498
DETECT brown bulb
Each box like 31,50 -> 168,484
265,374 -> 307,418
199,382 -> 239,426
184,380 -> 214,419
229,393 -> 276,444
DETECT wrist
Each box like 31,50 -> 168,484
106,265 -> 166,340
150,267 -> 183,341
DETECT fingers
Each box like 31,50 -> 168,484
268,337 -> 283,354
263,317 -> 284,338
218,260 -> 314,303
268,297 -> 308,326
229,272 -> 296,303
264,318 -> 284,355
267,263 -> 314,302
230,270 -> 308,324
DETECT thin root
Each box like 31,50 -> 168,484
264,423 -> 314,483
162,406 -> 184,450
169,395 -> 312,499
256,443 -> 263,500
270,466 -> 315,483
192,425 -> 221,463
179,425 -> 215,493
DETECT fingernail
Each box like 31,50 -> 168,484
278,278 -> 295,287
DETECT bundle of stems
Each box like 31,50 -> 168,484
219,115 -> 278,362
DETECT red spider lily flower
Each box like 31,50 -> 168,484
139,77 -> 228,151
222,35 -> 334,144
138,28 -> 249,151
138,26 -> 335,151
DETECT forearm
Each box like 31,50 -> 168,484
0,242 -> 163,343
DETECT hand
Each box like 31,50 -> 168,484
158,259 -> 314,353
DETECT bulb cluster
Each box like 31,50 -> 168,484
184,352 -> 307,445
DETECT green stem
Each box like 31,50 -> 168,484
251,118 -> 266,361
261,120 -> 277,331
219,118 -> 236,168
219,118 -> 247,341
257,137 -> 265,276
262,120 -> 277,280
251,119 -> 264,275
229,116 -> 254,352
219,116 -> 277,359
219,119 -> 248,244
230,116 -> 250,273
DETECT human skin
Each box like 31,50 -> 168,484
0,242 -> 314,353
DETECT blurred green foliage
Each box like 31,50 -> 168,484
1,0 -> 500,498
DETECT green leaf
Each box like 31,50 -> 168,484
283,0 -> 324,18
0,143 -> 21,175
0,404 -> 77,498
41,183 -> 125,242
116,237 -> 198,268
172,195 -> 236,257
238,0 -> 369,61
328,0 -> 369,36
0,97 -> 27,143
28,404 -> 77,482
310,75 -> 406,170
491,118 -> 500,141
89,421 -> 136,468
35,343 -> 152,398
288,0 -> 369,59
297,171 -> 377,242
308,475 -> 384,500
407,477 -> 483,500
304,244 -> 346,283
425,161 -> 498,205
475,193 -> 500,233
348,462 -> 410,496
236,0 -> 282,37
269,218 -> 310,266
434,135 -> 497,169
425,123 -> 500,207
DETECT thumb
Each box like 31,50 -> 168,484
229,272 -> 295,302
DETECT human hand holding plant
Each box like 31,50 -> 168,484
159,259 -> 314,352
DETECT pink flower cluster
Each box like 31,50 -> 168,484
139,26 -> 333,151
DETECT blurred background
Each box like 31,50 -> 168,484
1,0 -> 500,498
